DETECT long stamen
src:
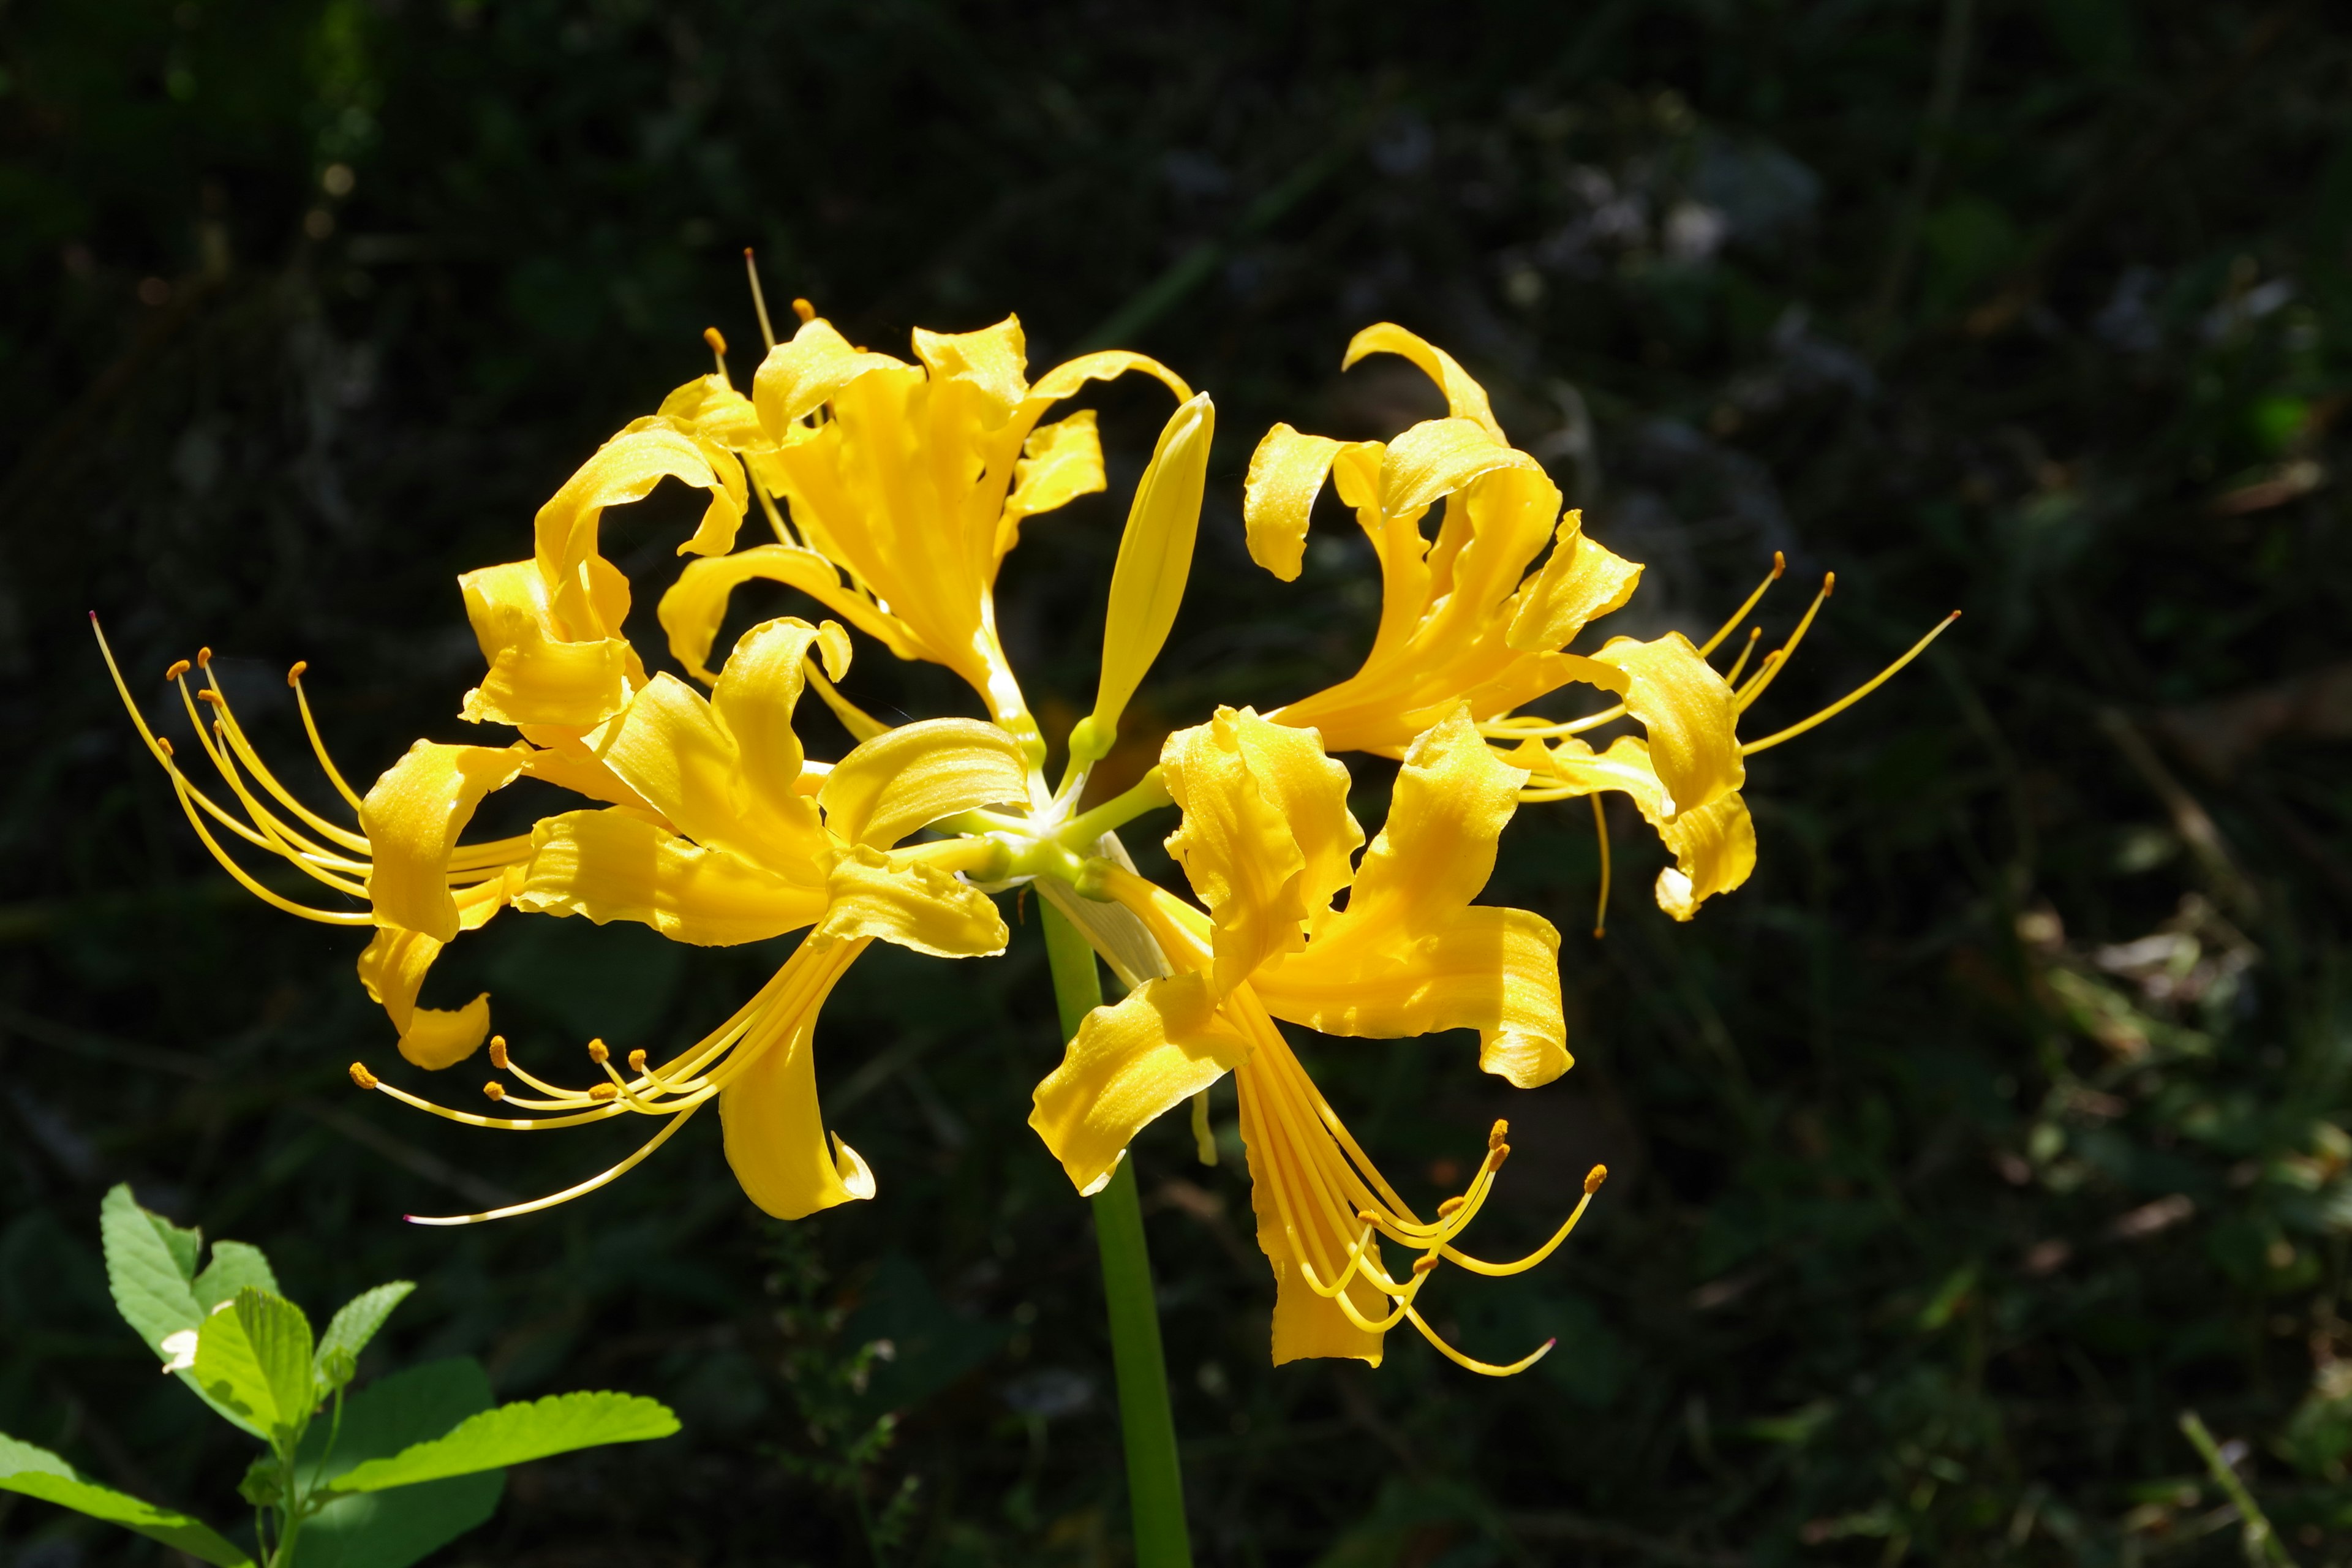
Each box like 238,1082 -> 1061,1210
743,248 -> 777,352
200,668 -> 372,853
1735,573 -> 1833,713
162,762 -> 371,925
1591,794 -> 1611,940
1741,611 -> 1962,756
1403,1306 -> 1555,1377
1695,551 -> 1786,658
1720,625 -> 1764,685
1443,1165 -> 1608,1276
404,1099 -> 710,1226
704,325 -> 729,381
287,662 -> 368,811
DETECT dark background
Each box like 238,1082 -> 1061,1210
5,1 -> 2351,1564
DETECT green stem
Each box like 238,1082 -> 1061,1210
2179,1410 -> 2296,1568
1040,900 -> 1193,1568
1059,766 -> 1170,848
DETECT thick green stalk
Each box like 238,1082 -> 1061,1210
1039,899 -> 1193,1568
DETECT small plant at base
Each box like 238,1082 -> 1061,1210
0,1185 -> 682,1567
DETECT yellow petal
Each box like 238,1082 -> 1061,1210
1377,417 -> 1532,521
1251,709 -> 1569,1086
998,410 -> 1105,556
1591,631 -> 1745,816
1023,349 -> 1193,409
355,906 -> 503,1071
515,808 -> 826,944
659,545 -> 920,684
1232,1049 -> 1387,1367
513,736 -> 663,815
817,718 -> 1029,849
534,424 -> 747,635
359,741 -> 525,941
1529,734 -> 1677,824
816,844 -> 1008,957
711,617 -> 845,831
1162,707 -> 1362,992
1655,790 -> 1757,921
1506,509 -> 1643,652
456,561 -> 635,731
1240,424 -> 1345,582
751,317 -> 909,435
1086,392 -> 1215,751
911,315 -> 1030,421
1028,971 -> 1252,1196
1343,322 -> 1507,443
657,373 -> 766,449
720,941 -> 876,1219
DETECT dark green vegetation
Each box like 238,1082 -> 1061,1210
4,1 -> 2349,1562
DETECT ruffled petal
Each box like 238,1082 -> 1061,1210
1342,322 -> 1506,443
456,560 -> 635,732
514,808 -> 826,945
1329,705 -> 1523,933
817,718 -> 1029,849
534,423 -> 747,635
659,545 -> 920,684
752,317 -> 910,436
1506,510 -> 1644,652
1591,631 -> 1745,816
1028,971 -> 1253,1196
1241,424 -> 1347,582
911,315 -> 1030,422
1162,707 -> 1363,993
1376,417 -> 1534,522
816,844 -> 1008,957
353,875 -> 511,1069
1655,790 -> 1757,921
358,741 -> 525,941
720,940 -> 876,1219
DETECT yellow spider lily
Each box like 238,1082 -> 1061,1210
650,309 -> 1193,757
1030,704 -> 1602,1373
1242,325 -> 1955,926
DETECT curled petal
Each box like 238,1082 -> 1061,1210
1343,322 -> 1506,442
912,315 -> 1031,421
660,545 -> 916,684
1376,418 -> 1533,522
359,741 -> 524,941
1242,424 -> 1347,582
752,317 -> 909,436
516,809 -> 826,945
720,941 -> 875,1220
535,424 -> 747,635
817,844 -> 1008,957
358,927 -> 489,1071
1506,510 -> 1644,653
1656,791 -> 1757,921
1591,631 -> 1744,816
1029,972 -> 1253,1197
818,718 -> 1029,850
1001,411 -> 1105,536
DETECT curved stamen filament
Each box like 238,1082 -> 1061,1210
1720,625 -> 1764,685
198,671 -> 372,854
287,664 -> 368,811
1694,551 -> 1786,658
1741,611 -> 1961,756
405,1099 -> 711,1226
1403,1306 -> 1555,1377
1442,1165 -> 1607,1276
1591,793 -> 1611,940
160,764 -> 371,925
1735,573 -> 1832,714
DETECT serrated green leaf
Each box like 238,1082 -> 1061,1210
194,1288 -> 317,1444
0,1430 -> 252,1567
326,1390 -> 679,1493
99,1185 -> 269,1438
292,1359 -> 500,1568
194,1240 -> 280,1311
314,1281 -> 415,1395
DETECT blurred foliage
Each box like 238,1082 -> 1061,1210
6,1 -> 2352,1564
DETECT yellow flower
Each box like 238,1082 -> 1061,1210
651,310 -> 1193,756
1030,704 -> 1602,1373
1241,323 -> 1956,925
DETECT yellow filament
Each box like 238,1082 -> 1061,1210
1720,625 -> 1763,685
363,1074 -> 642,1130
1735,574 -> 1832,713
200,671 -> 372,853
405,1099 -> 710,1226
1591,793 -> 1611,940
1441,1187 -> 1599,1277
288,667 -> 368,810
1694,551 -> 1786,658
1741,611 -> 1961,756
162,770 -> 371,925
1402,1306 -> 1554,1377
744,248 -> 777,352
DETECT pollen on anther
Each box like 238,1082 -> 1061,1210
703,325 -> 728,356
1438,1196 -> 1467,1217
1412,1255 -> 1441,1275
1771,551 -> 1786,577
587,1038 -> 609,1065
791,297 -> 816,323
157,738 -> 176,758
1488,1144 -> 1513,1173
1584,1164 -> 1609,1194
349,1062 -> 379,1090
489,1035 -> 509,1069
483,1082 -> 505,1102
589,1083 -> 619,1101
286,660 -> 308,687
628,1049 -> 648,1072
1823,571 -> 1837,597
164,659 -> 191,681
1487,1118 -> 1509,1148
197,689 -> 224,706
195,647 -> 213,668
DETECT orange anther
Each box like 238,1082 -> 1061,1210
589,1083 -> 619,1101
349,1062 -> 379,1090
197,688 -> 224,706
156,738 -> 175,757
1488,1119 -> 1509,1148
164,659 -> 191,681
791,296 -> 816,323
1585,1164 -> 1609,1194
628,1049 -> 648,1072
483,1082 -> 505,1102
1771,550 -> 1786,577
286,660 -> 308,686
703,325 -> 728,356
587,1038 -> 609,1065
1438,1196 -> 1466,1217
1488,1144 -> 1512,1172
195,647 -> 212,668
489,1036 -> 508,1069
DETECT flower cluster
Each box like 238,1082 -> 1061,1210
102,300 -> 1947,1372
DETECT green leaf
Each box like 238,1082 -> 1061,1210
194,1240 -> 281,1311
314,1281 -> 415,1395
99,1183 -> 202,1354
0,1430 -> 253,1567
292,1359 -> 500,1568
327,1390 -> 679,1493
194,1287 -> 317,1444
